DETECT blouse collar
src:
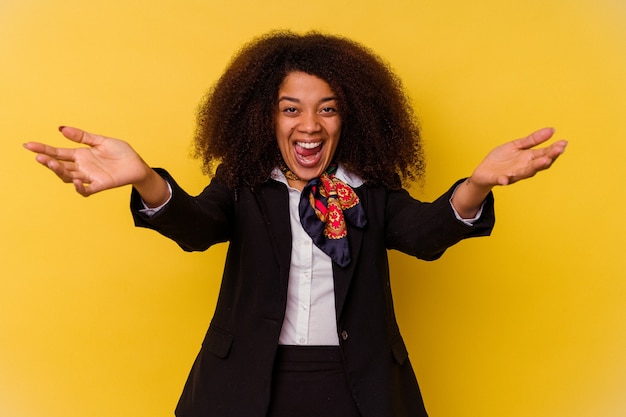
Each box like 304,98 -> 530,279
270,163 -> 364,188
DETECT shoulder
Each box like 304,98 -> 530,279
335,164 -> 364,188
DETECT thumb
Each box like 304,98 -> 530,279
58,126 -> 104,147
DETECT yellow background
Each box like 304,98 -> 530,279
1,0 -> 625,416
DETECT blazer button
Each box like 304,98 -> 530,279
340,330 -> 349,341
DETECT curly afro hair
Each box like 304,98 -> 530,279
193,30 -> 424,190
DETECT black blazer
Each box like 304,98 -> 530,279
131,168 -> 495,417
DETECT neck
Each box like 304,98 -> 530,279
286,177 -> 307,191
281,163 -> 338,191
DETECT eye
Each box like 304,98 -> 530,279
281,107 -> 298,114
320,106 -> 338,114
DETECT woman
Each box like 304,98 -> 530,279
24,31 -> 566,417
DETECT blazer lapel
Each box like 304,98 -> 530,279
332,186 -> 367,319
252,181 -> 292,286
254,180 -> 367,320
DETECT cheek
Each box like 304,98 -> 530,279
276,128 -> 292,156
277,129 -> 295,149
331,118 -> 342,136
275,119 -> 294,136
330,123 -> 342,144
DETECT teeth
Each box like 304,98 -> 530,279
297,141 -> 321,149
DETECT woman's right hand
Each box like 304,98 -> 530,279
24,126 -> 170,206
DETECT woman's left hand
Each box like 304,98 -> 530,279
450,127 -> 567,218
471,127 -> 568,188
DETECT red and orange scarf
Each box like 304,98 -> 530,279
285,165 -> 367,267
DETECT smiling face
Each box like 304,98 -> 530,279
275,71 -> 342,189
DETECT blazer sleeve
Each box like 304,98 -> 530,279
130,167 -> 235,252
385,179 -> 495,261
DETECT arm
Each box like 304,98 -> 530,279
131,168 -> 235,252
25,126 -> 234,251
23,126 -> 170,207
385,182 -> 495,261
451,127 -> 568,218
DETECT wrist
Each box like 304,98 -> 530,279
465,176 -> 494,196
133,167 -> 170,208
451,177 -> 492,219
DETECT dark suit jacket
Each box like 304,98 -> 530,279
131,168 -> 495,417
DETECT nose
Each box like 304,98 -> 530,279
297,112 -> 321,133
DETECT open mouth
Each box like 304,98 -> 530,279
294,141 -> 323,166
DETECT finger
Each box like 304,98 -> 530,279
496,175 -> 511,186
34,155 -> 74,183
24,127 -> 103,157
529,139 -> 568,161
73,179 -> 91,197
25,141 -> 78,161
513,127 -> 555,150
24,141 -> 59,156
521,144 -> 567,180
73,179 -> 104,197
59,126 -> 105,147
548,140 -> 568,157
23,141 -> 46,153
35,154 -> 92,185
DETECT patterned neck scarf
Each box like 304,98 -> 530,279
284,164 -> 367,267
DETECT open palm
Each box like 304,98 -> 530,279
24,126 -> 151,196
471,128 -> 568,187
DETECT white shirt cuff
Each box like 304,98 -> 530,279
449,183 -> 485,226
138,181 -> 172,217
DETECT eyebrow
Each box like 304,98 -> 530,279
278,96 -> 337,104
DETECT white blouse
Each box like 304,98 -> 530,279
140,166 -> 482,347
